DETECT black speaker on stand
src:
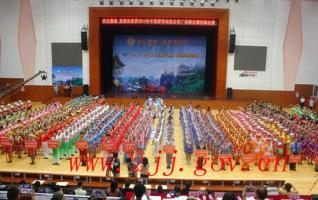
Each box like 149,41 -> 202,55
81,25 -> 88,50
83,84 -> 89,96
227,88 -> 233,100
229,27 -> 236,53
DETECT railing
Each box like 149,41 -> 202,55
0,171 -> 285,193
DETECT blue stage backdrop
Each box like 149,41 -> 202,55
52,66 -> 83,86
112,35 -> 207,93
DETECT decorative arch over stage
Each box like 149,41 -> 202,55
89,7 -> 229,98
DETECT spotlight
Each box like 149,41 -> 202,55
226,0 -> 229,3
99,0 -> 105,5
149,0 -> 154,4
109,0 -> 114,5
159,0 -> 164,5
170,0 -> 174,5
180,0 -> 184,6
200,0 -> 204,6
119,0 -> 124,5
139,0 -> 144,5
235,0 -> 238,2
210,0 -> 215,6
129,0 -> 133,5
190,0 -> 195,6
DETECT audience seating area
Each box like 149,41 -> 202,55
2,171 -> 312,199
0,171 -> 285,192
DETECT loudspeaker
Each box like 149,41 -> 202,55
83,84 -> 89,96
227,87 -> 233,100
81,28 -> 88,50
229,33 -> 236,53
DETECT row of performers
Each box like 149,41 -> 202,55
246,102 -> 318,164
0,97 -> 154,170
180,106 -> 317,171
0,100 -> 32,120
151,105 -> 175,169
0,96 -> 104,164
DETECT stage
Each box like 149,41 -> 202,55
48,95 -> 252,110
0,105 -> 317,195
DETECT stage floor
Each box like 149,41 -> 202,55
0,108 -> 317,195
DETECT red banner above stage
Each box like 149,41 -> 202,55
101,17 -> 217,26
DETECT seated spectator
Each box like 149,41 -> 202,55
51,191 -> 65,200
74,181 -> 87,196
222,192 -> 235,200
106,180 -> 122,197
279,183 -> 298,195
173,185 -> 181,197
52,185 -> 64,200
243,185 -> 255,199
151,185 -> 166,198
44,182 -> 56,194
32,181 -> 42,193
52,185 -> 62,194
134,183 -> 149,200
122,183 -> 133,200
7,186 -> 20,200
256,186 -> 268,200
18,180 -> 27,185
181,183 -> 191,195
88,196 -> 97,200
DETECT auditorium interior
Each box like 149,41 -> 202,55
0,0 -> 318,200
